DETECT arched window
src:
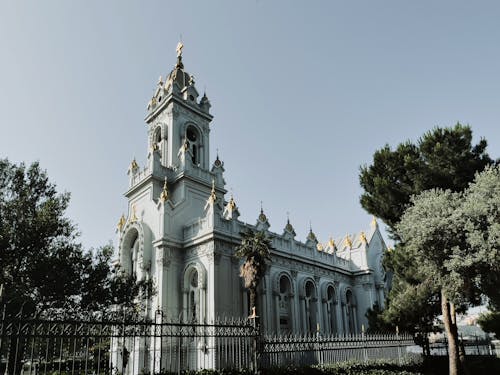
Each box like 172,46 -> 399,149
325,285 -> 337,334
304,280 -> 318,334
278,276 -> 293,334
345,290 -> 357,334
188,270 -> 199,322
186,125 -> 200,165
122,228 -> 140,278
183,264 -> 206,323
154,127 -> 162,144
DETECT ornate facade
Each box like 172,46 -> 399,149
114,44 -> 389,341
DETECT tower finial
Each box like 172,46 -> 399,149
260,200 -> 263,214
176,41 -> 184,57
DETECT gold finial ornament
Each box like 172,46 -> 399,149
176,41 -> 184,57
228,195 -> 236,211
316,243 -> 324,251
344,234 -> 352,248
160,177 -> 169,203
328,237 -> 336,249
208,179 -> 217,204
371,216 -> 378,228
117,214 -> 126,231
360,231 -> 367,244
130,158 -> 139,171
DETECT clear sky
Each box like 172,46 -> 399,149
1,1 -> 499,251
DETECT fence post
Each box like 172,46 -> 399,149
362,324 -> 368,364
248,307 -> 259,375
396,326 -> 402,365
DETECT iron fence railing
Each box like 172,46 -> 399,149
1,304 -> 498,375
260,332 -> 419,368
0,306 -> 257,375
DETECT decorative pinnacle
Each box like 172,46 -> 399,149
160,177 -> 169,203
130,158 -> 139,171
344,234 -> 352,248
328,237 -> 335,249
371,216 -> 378,228
176,41 -> 184,57
117,213 -> 126,231
208,179 -> 217,203
360,231 -> 367,244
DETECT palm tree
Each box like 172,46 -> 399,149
235,229 -> 273,316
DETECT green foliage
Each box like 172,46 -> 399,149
360,124 -> 493,236
477,311 -> 500,338
358,124 -> 494,334
0,159 -> 153,314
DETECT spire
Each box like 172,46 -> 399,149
208,179 -> 217,204
328,237 -> 336,250
256,201 -> 270,231
175,41 -> 184,69
360,231 -> 367,244
283,212 -> 296,238
344,234 -> 352,249
371,216 -> 379,229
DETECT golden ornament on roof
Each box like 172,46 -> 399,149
316,243 -> 324,251
344,234 -> 352,248
176,41 -> 184,57
160,178 -> 169,203
360,231 -> 367,244
208,179 -> 217,204
117,214 -> 126,231
228,196 -> 236,210
328,237 -> 335,249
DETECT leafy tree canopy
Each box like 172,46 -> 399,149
395,166 -> 500,375
360,124 -> 493,237
359,124 -> 494,335
0,159 -> 152,315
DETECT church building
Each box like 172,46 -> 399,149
114,43 -> 389,339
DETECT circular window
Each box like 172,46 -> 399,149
189,94 -> 195,101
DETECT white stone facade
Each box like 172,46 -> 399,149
114,49 -> 390,341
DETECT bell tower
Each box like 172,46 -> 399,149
145,42 -> 212,171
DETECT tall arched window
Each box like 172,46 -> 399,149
345,290 -> 357,334
304,281 -> 318,334
183,264 -> 206,324
186,125 -> 200,165
325,285 -> 337,334
122,228 -> 140,278
188,269 -> 199,322
278,276 -> 293,334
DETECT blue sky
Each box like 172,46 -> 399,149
1,1 -> 499,250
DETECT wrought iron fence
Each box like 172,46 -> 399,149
2,303 -> 498,375
260,332 -> 419,368
0,306 -> 257,375
429,336 -> 497,356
